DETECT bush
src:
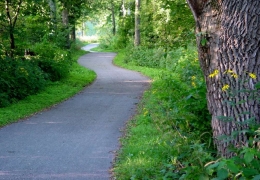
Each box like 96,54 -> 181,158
124,46 -> 166,68
0,42 -> 74,108
32,42 -> 72,81
123,45 -> 211,138
0,57 -> 46,107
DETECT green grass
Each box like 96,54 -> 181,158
113,51 -> 175,179
112,50 -> 213,179
113,49 -> 163,79
0,49 -> 96,127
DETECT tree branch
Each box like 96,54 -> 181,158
186,0 -> 198,21
186,0 -> 208,21
12,0 -> 22,27
5,0 -> 12,26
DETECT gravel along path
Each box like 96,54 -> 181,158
0,45 -> 150,180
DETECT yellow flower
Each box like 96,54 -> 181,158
144,110 -> 149,116
209,70 -> 219,78
225,70 -> 234,74
231,73 -> 238,78
222,84 -> 229,91
249,73 -> 257,79
225,70 -> 238,78
191,76 -> 196,80
20,67 -> 29,76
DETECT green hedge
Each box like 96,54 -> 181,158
0,42 -> 73,108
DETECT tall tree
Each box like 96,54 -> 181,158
4,0 -> 22,54
134,0 -> 140,46
109,0 -> 116,35
48,0 -> 57,32
186,0 -> 260,157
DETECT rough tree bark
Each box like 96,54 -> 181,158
186,0 -> 260,157
134,0 -> 141,46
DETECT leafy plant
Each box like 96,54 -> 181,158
0,56 -> 46,107
32,42 -> 72,81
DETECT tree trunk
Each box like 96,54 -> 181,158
62,8 -> 70,49
48,0 -> 57,32
186,0 -> 260,157
5,0 -> 22,55
122,0 -> 127,17
111,0 -> 116,35
71,23 -> 76,42
81,22 -> 85,37
134,0 -> 141,46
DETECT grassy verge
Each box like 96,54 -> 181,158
0,49 -> 96,127
112,50 -> 213,179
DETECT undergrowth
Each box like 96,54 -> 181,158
113,45 -> 260,179
113,46 -> 214,179
0,48 -> 96,127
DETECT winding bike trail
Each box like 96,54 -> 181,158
0,44 -> 150,180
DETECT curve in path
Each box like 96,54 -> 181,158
81,43 -> 99,52
0,45 -> 150,180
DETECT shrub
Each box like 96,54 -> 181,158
123,45 -> 211,138
32,42 -> 72,81
0,57 -> 46,107
0,41 -> 74,108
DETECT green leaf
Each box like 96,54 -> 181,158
226,160 -> 239,173
242,168 -> 259,177
206,162 -> 220,170
255,82 -> 260,89
217,168 -> 228,179
199,175 -> 209,180
244,150 -> 254,164
201,38 -> 207,46
252,174 -> 260,180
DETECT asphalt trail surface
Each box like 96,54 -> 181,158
0,45 -> 150,180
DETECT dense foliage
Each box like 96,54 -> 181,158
106,0 -> 260,179
0,0 -> 88,107
1,0 -> 259,179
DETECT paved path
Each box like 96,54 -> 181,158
0,45 -> 150,180
81,43 -> 99,52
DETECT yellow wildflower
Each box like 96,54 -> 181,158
222,84 -> 229,91
231,73 -> 238,78
209,70 -> 219,78
191,76 -> 196,80
144,110 -> 149,116
192,82 -> 196,88
224,70 -> 234,74
20,67 -> 29,76
225,70 -> 238,78
249,73 -> 257,79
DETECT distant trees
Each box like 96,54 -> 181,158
0,0 -> 89,107
0,0 -> 92,54
104,0 -> 194,49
